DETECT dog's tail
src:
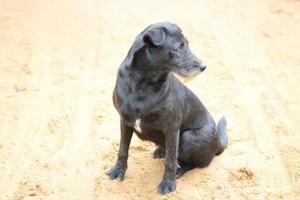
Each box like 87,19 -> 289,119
216,116 -> 228,155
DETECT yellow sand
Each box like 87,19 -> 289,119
0,0 -> 299,199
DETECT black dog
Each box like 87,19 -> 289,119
106,22 -> 228,195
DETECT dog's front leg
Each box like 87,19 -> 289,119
106,119 -> 133,181
158,128 -> 179,195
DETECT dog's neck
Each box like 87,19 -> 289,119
125,64 -> 170,94
117,61 -> 171,100
116,62 -> 171,116
122,46 -> 164,85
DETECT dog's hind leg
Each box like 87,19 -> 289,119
153,146 -> 165,159
178,125 -> 218,169
176,161 -> 194,178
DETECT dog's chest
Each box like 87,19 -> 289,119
134,119 -> 142,132
131,114 -> 161,134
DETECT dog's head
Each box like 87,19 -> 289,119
127,22 -> 206,77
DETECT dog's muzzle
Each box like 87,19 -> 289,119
193,61 -> 206,72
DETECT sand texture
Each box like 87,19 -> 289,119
0,0 -> 300,199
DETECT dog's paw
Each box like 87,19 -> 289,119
153,147 -> 165,159
105,164 -> 127,181
157,179 -> 176,195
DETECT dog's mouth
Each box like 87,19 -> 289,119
173,71 -> 199,82
172,59 -> 206,77
173,64 -> 206,81
173,73 -> 194,82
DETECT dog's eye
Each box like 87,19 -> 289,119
179,42 -> 184,49
174,42 -> 184,52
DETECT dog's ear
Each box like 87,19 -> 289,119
143,27 -> 166,47
125,26 -> 166,66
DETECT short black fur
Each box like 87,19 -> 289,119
106,22 -> 228,195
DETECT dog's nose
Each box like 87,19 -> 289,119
193,61 -> 206,72
200,65 -> 206,72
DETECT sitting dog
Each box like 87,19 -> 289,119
106,22 -> 228,195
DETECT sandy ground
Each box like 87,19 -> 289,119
0,0 -> 300,199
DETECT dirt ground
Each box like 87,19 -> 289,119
0,0 -> 300,199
